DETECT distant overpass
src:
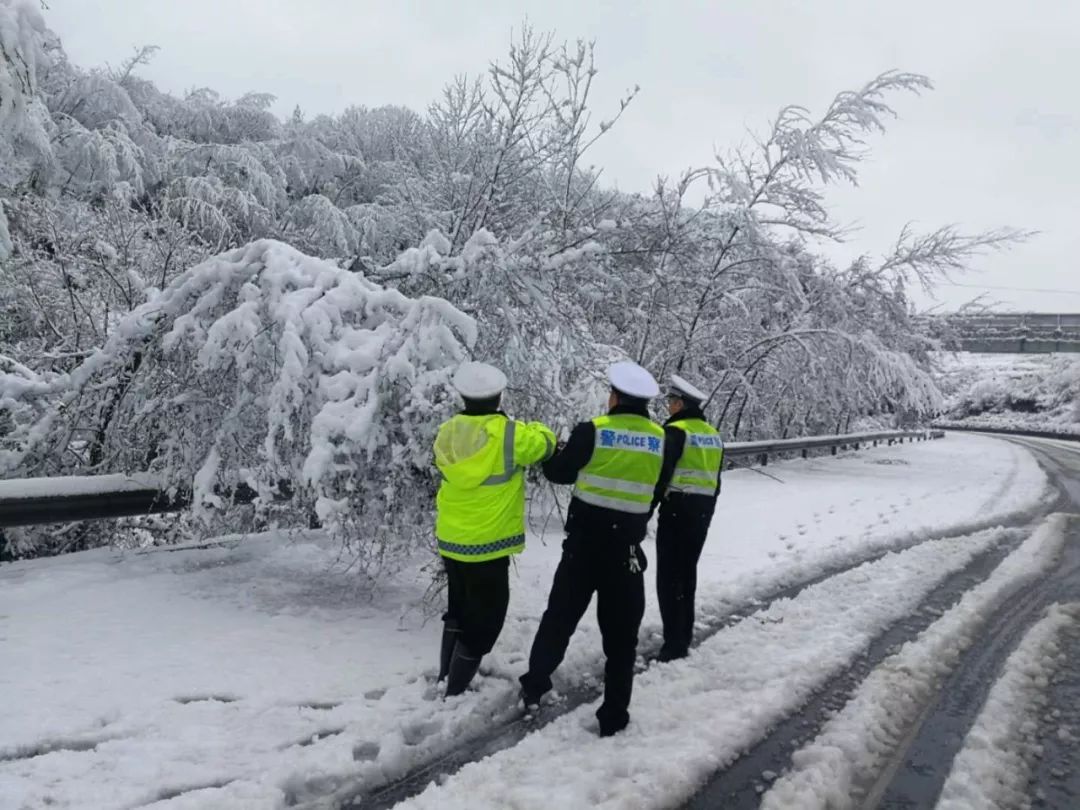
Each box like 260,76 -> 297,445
930,313 -> 1080,353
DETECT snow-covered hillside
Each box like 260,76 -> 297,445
934,352 -> 1080,436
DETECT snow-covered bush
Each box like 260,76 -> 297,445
1,240 -> 476,561
0,0 -> 54,257
936,353 -> 1080,434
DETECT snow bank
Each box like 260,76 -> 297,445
936,416 -> 1080,438
759,513 -> 1071,810
935,601 -> 1080,810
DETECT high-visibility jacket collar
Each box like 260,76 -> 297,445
608,401 -> 652,419
664,405 -> 707,426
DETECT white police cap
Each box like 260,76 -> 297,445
669,374 -> 707,403
608,361 -> 660,399
452,361 -> 507,399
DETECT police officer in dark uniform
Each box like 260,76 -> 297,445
652,374 -> 724,661
519,361 -> 670,737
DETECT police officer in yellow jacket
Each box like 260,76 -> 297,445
652,374 -> 724,661
435,362 -> 556,696
520,361 -> 670,736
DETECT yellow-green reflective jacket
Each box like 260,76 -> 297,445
434,413 -> 555,562
667,418 -> 723,497
572,413 -> 665,514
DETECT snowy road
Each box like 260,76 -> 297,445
351,436 -> 1080,810
2,434 -> 1078,809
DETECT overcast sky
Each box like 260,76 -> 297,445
43,0 -> 1080,312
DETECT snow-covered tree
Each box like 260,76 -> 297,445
0,0 -> 54,256
1,240 -> 476,559
0,7 -> 1030,562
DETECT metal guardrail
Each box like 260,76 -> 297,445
0,473 -> 182,529
725,429 -> 940,466
931,424 -> 1080,443
0,430 -> 943,529
0,476 -> 277,529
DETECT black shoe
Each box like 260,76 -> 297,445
444,644 -> 482,697
657,646 -> 687,663
437,622 -> 460,682
597,709 -> 629,738
520,686 -> 542,711
518,673 -> 548,710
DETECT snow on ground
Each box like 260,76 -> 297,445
936,415 -> 1080,437
934,601 -> 1080,810
0,434 -> 1051,809
759,513 -> 1071,810
398,524 -> 1026,810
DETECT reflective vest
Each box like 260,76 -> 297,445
573,413 -> 665,514
667,418 -> 724,497
434,413 -> 555,562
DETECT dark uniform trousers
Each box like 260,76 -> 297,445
521,532 -> 647,731
443,556 -> 510,656
655,494 -> 713,655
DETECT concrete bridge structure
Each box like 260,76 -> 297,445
930,312 -> 1080,353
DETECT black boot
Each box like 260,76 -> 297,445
657,645 -> 687,663
519,672 -> 549,710
438,621 -> 460,682
444,644 -> 482,697
597,705 -> 630,737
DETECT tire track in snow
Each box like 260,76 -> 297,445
680,530 -> 1024,809
308,521 -> 1034,810
870,516 -> 1080,809
1027,606 -> 1080,809
859,436 -> 1080,809
293,446 -> 1054,810
358,525 -> 1029,810
757,513 -> 1072,810
933,602 -> 1080,810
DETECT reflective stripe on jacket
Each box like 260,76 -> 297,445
435,413 -> 555,562
572,413 -> 665,514
667,418 -> 723,497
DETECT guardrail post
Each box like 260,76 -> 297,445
759,453 -> 768,466
801,449 -> 808,459
831,446 -> 837,456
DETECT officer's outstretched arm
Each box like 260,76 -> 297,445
541,421 -> 594,484
513,421 -> 558,467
